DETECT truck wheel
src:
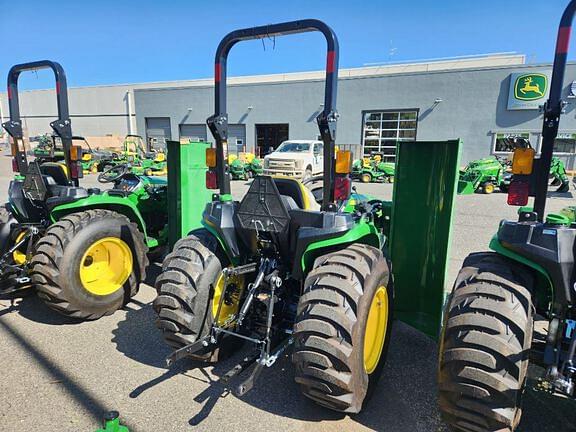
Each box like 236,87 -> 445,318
438,252 -> 534,432
293,244 -> 393,413
30,210 -> 148,320
361,173 -> 372,183
482,182 -> 495,194
154,231 -> 243,360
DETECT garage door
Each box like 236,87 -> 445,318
229,124 -> 246,155
179,124 -> 208,143
145,117 -> 171,151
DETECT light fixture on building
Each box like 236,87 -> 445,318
434,98 -> 443,104
187,107 -> 193,111
247,106 -> 254,110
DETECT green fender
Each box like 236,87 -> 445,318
49,194 -> 158,248
300,220 -> 383,275
489,235 -> 553,309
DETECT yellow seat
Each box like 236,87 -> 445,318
273,177 -> 320,211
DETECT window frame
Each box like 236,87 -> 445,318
360,109 -> 419,159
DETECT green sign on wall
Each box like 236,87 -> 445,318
507,71 -> 551,110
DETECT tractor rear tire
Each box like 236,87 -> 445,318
293,244 -> 393,413
154,231 -> 236,360
0,206 -> 12,256
438,252 -> 534,432
30,210 -> 148,320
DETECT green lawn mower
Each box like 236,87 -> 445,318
352,156 -> 395,183
438,3 -> 576,430
229,156 -> 263,180
0,61 -> 173,320
153,20 -> 460,414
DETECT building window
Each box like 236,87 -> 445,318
492,132 -> 532,154
361,110 -> 418,160
553,133 -> 576,155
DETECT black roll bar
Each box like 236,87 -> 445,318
2,60 -> 77,185
207,19 -> 340,210
534,1 -> 576,220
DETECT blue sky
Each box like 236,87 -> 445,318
0,0 -> 571,90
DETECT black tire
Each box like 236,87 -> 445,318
293,244 -> 394,413
361,173 -> 372,183
482,182 -> 495,194
0,206 -> 12,256
30,210 -> 148,320
154,231 -> 230,360
499,183 -> 509,193
438,252 -> 534,432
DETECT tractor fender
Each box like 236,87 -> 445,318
489,235 -> 554,309
298,221 -> 383,280
49,197 -> 156,248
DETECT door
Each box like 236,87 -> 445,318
229,124 -> 247,155
256,124 -> 289,157
145,117 -> 171,151
179,124 -> 207,143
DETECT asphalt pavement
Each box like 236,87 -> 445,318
1,150 -> 575,431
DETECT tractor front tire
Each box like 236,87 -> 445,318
361,173 -> 372,183
30,210 -> 148,320
482,182 -> 495,194
438,252 -> 534,432
293,244 -> 393,413
154,232 -> 234,360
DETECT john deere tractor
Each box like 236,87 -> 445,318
152,20 -> 399,412
439,3 -> 576,430
229,153 -> 263,180
457,156 -> 507,194
99,135 -> 167,176
0,61 -> 175,320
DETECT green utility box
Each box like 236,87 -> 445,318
390,140 -> 461,338
167,140 -> 212,248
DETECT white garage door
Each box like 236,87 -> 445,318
145,117 -> 171,151
179,124 -> 208,143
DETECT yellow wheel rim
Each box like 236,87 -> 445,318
13,231 -> 27,265
79,237 -> 133,296
485,184 -> 494,194
362,174 -> 371,183
212,270 -> 244,326
363,286 -> 389,374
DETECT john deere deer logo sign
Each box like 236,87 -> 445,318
515,74 -> 547,100
508,71 -> 551,110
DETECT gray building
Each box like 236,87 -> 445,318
3,53 -> 576,166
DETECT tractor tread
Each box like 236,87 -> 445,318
438,252 -> 534,432
30,209 -> 148,320
293,243 -> 392,413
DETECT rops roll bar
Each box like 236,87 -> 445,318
533,1 -> 576,220
2,60 -> 77,185
207,19 -> 339,210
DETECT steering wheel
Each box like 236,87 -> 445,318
98,164 -> 129,183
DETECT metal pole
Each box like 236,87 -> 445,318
0,95 -> 4,141
126,91 -> 136,135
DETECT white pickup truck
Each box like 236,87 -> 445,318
263,140 -> 323,181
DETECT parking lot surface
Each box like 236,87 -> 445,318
1,150 -> 575,431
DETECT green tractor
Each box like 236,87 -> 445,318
99,135 -> 167,176
438,3 -> 576,430
153,20 -> 460,414
457,156 -> 507,194
352,155 -> 395,183
549,156 -> 570,192
0,61 -> 175,320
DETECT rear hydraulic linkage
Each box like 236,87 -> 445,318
165,257 -> 293,396
0,225 -> 41,299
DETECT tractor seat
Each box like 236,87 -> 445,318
273,177 -> 320,211
45,186 -> 89,210
40,162 -> 70,186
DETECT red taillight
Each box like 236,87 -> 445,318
334,175 -> 351,202
507,179 -> 530,206
70,161 -> 83,179
76,161 -> 84,179
206,170 -> 218,189
11,158 -> 18,173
